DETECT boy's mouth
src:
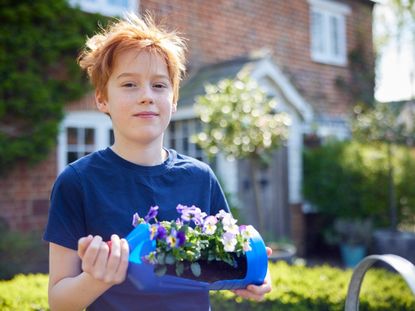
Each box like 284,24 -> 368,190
134,111 -> 159,118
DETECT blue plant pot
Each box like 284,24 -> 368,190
340,244 -> 366,268
126,223 -> 268,292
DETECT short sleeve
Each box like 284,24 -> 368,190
43,165 -> 87,250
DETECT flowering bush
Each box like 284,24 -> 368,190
132,205 -> 254,278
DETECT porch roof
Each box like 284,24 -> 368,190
178,56 -> 260,108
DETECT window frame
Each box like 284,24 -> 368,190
165,118 -> 209,164
68,0 -> 139,17
308,0 -> 350,66
57,111 -> 113,173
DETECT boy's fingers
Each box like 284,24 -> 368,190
266,247 -> 272,257
78,235 -> 93,258
115,239 -> 130,281
233,289 -> 264,301
91,241 -> 110,280
82,236 -> 103,270
106,235 -> 121,272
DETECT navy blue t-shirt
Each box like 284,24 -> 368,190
44,147 -> 229,311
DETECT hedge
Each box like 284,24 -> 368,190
0,1 -> 107,174
1,262 -> 414,310
303,140 -> 415,228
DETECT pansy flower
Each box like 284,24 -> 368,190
221,232 -> 238,252
203,216 -> 218,235
222,214 -> 239,234
144,205 -> 159,222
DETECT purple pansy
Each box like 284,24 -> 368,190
144,205 -> 159,222
157,224 -> 167,239
180,205 -> 207,225
132,212 -> 141,227
176,230 -> 186,247
166,229 -> 186,248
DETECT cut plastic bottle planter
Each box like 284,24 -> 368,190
126,223 -> 268,292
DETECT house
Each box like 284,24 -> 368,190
0,0 -> 375,255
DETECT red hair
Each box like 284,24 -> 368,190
78,13 -> 187,104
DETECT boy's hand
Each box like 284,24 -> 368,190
77,234 -> 129,285
232,247 -> 273,301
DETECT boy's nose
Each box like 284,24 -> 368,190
138,86 -> 154,105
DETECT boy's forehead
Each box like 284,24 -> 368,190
112,48 -> 169,78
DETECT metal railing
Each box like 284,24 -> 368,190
345,254 -> 415,311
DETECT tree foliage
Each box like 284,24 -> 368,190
0,0 -> 107,173
193,75 -> 290,233
352,102 -> 415,146
193,75 -> 290,162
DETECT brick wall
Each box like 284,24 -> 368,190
141,0 -> 374,116
0,94 -> 97,232
0,151 -> 56,232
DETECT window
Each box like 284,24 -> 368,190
69,0 -> 138,16
165,119 -> 209,163
308,0 -> 350,66
58,112 -> 113,173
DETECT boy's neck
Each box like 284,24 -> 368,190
110,142 -> 168,166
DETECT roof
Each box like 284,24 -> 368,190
178,56 -> 261,107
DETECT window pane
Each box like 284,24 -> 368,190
67,152 -> 78,164
170,138 -> 176,149
109,129 -> 115,145
84,128 -> 95,145
311,11 -> 324,54
330,16 -> 340,56
67,127 -> 78,145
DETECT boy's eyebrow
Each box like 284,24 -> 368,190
116,72 -> 170,80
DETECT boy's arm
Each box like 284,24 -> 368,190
48,235 -> 129,311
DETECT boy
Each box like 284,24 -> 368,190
44,14 -> 271,310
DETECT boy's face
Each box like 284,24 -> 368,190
96,49 -> 176,147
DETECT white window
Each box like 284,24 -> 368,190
308,0 -> 350,66
69,0 -> 138,16
58,111 -> 113,173
165,119 -> 209,163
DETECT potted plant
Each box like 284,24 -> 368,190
325,218 -> 372,268
125,205 -> 268,291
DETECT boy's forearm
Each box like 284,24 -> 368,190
49,272 -> 112,311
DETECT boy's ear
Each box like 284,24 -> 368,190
95,90 -> 109,113
172,102 -> 177,113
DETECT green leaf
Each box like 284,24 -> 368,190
165,253 -> 175,265
175,262 -> 184,276
190,262 -> 201,277
154,265 -> 167,277
157,253 -> 165,264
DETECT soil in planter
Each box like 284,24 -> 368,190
158,254 -> 247,283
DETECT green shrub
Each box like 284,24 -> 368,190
1,262 -> 415,310
0,0 -> 108,174
303,140 -> 415,228
0,219 -> 48,280
0,274 -> 49,311
211,261 -> 415,310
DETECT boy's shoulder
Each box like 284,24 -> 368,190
170,149 -> 212,173
59,149 -> 109,179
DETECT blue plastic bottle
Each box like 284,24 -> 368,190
126,223 -> 268,292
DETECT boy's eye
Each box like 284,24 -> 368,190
153,83 -> 167,89
122,82 -> 136,88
